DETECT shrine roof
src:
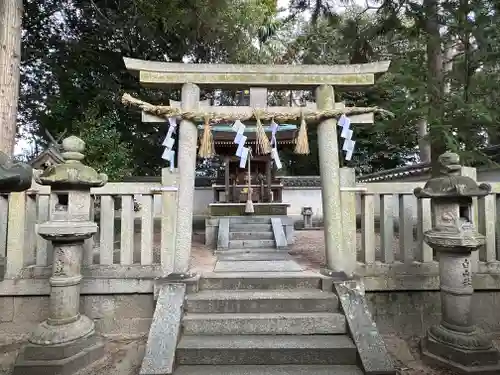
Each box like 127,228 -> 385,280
198,123 -> 297,144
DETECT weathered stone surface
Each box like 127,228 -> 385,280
35,136 -> 107,189
139,283 -> 186,375
228,239 -> 276,249
217,252 -> 289,262
230,223 -> 273,231
13,340 -> 105,375
335,280 -> 396,375
216,218 -> 229,250
0,151 -> 33,193
422,336 -> 500,374
174,365 -> 363,375
176,335 -> 357,365
230,231 -> 274,240
13,135 -> 106,374
123,57 -> 390,89
271,217 -> 288,249
173,84 -> 199,274
316,85 -> 344,273
182,312 -> 346,335
186,289 -> 338,314
200,272 -> 322,290
23,334 -> 101,361
209,203 -> 289,216
415,152 -> 500,374
214,260 -> 302,273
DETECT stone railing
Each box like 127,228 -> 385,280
356,178 -> 500,291
2,175 -> 500,292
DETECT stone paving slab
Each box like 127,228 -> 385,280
174,365 -> 363,375
214,260 -> 303,273
217,252 -> 291,262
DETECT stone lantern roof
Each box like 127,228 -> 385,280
414,152 -> 491,199
34,136 -> 107,189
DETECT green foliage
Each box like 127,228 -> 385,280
74,104 -> 134,181
18,0 -> 500,178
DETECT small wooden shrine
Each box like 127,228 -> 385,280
200,123 -> 297,206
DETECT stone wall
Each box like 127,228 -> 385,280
0,294 -> 154,344
366,290 -> 500,337
2,289 -> 500,343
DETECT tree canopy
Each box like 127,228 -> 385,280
13,0 -> 500,178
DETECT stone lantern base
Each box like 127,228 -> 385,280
13,333 -> 104,375
421,326 -> 500,374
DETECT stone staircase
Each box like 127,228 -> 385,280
217,216 -> 289,252
172,272 -> 363,375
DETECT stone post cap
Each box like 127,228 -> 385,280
0,152 -> 33,193
35,135 -> 108,189
414,151 -> 491,199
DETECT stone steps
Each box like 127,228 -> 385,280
185,289 -> 338,314
174,365 -> 363,375
182,312 -> 347,335
199,272 -> 323,290
217,252 -> 291,262
176,335 -> 357,365
228,239 -> 275,248
228,217 -> 273,224
229,231 -> 274,240
229,223 -> 273,232
214,248 -> 284,255
171,273 -> 363,375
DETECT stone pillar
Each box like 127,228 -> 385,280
0,152 -> 32,281
14,136 -> 107,375
316,85 -> 344,277
173,83 -> 199,277
340,167 -> 357,277
160,168 -> 179,275
415,152 -> 500,374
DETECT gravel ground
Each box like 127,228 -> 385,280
289,229 -> 413,270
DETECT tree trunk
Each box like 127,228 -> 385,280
417,118 -> 431,163
423,0 -> 446,176
0,0 -> 22,155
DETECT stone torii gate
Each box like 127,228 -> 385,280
123,57 -> 390,279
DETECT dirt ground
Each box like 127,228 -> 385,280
1,231 -> 498,375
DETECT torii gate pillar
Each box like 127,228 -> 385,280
316,84 -> 352,277
173,83 -> 199,277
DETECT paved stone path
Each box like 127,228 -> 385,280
213,250 -> 304,273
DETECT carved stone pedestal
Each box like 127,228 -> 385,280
420,251 -> 500,374
422,328 -> 500,374
13,222 -> 105,375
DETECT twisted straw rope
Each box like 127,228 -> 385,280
122,93 -> 393,123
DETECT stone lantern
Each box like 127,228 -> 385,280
13,136 -> 108,375
301,206 -> 313,229
414,152 -> 500,374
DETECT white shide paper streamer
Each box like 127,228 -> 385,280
161,117 -> 177,171
338,114 -> 356,161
